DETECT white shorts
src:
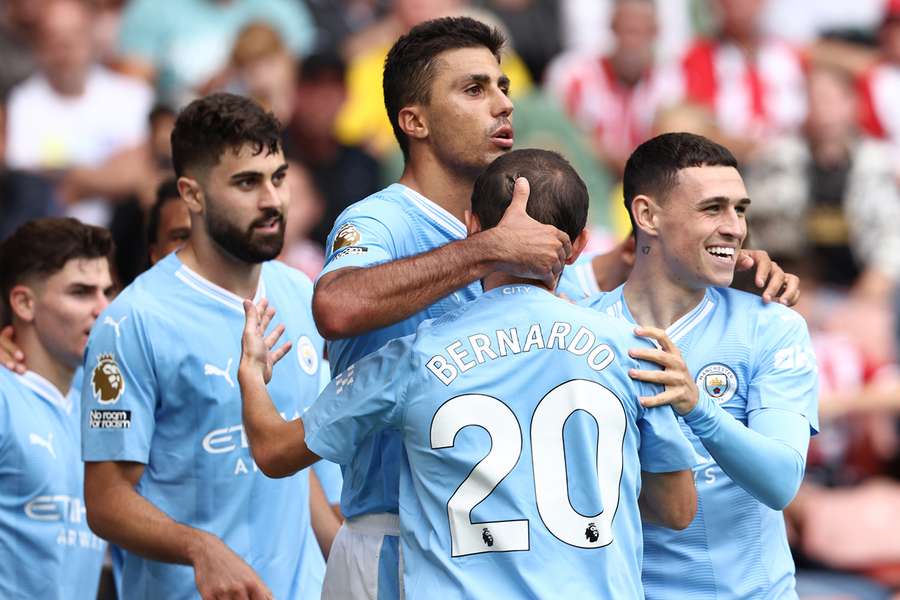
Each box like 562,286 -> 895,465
321,513 -> 403,600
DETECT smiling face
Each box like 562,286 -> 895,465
653,166 -> 749,289
195,143 -> 290,263
419,46 -> 514,178
29,257 -> 114,368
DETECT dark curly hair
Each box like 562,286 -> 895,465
383,16 -> 505,160
0,218 -> 113,326
170,93 -> 282,178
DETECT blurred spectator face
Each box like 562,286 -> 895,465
806,68 -> 857,143
4,0 -> 46,36
421,47 -> 514,177
35,0 -> 94,95
16,257 -> 112,367
716,0 -> 764,41
611,0 -> 657,83
149,198 -> 191,265
231,23 -> 297,124
395,0 -> 464,29
282,162 -> 324,247
881,19 -> 900,64
149,109 -> 176,166
292,71 -> 346,141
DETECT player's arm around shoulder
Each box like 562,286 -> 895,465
313,179 -> 571,339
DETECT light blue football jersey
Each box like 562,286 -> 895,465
304,284 -> 697,599
81,253 -> 325,600
556,251 -> 600,301
0,368 -> 104,599
318,183 -> 481,519
583,285 -> 819,600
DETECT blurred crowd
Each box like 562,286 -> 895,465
2,0 -> 900,596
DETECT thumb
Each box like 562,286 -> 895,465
242,299 -> 259,334
506,177 -> 530,214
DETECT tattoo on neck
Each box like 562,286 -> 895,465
641,246 -> 650,255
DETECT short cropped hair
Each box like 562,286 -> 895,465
171,93 -> 282,178
471,149 -> 588,242
146,178 -> 181,247
623,132 -> 738,234
0,218 -> 113,325
383,16 -> 505,160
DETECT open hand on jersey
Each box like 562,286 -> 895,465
736,249 -> 800,305
627,326 -> 699,416
239,299 -> 292,385
488,177 -> 573,287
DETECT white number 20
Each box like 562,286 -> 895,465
430,379 -> 626,557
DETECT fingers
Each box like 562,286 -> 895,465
242,300 -> 259,335
633,326 -> 677,354
506,177 -> 530,213
749,251 -> 772,288
270,341 -> 293,366
735,251 -> 756,273
263,324 -> 286,352
628,347 -> 679,369
777,274 -> 801,306
0,325 -> 25,374
760,262 -> 785,303
638,388 -> 681,409
628,368 -> 675,385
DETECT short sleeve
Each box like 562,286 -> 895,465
637,404 -> 699,473
303,335 -> 414,465
318,201 -> 411,279
81,305 -> 158,463
748,307 -> 819,434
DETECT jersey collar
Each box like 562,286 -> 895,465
394,184 -> 467,240
174,258 -> 267,315
606,285 -> 716,344
17,371 -> 72,414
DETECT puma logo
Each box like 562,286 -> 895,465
29,432 -> 56,459
204,358 -> 234,388
103,315 -> 128,338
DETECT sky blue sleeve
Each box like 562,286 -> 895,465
635,374 -> 698,473
303,336 -> 413,465
81,305 -> 158,463
318,202 -> 410,279
748,306 -> 820,434
682,393 -> 810,510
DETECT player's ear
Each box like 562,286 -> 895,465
566,229 -> 589,265
631,194 -> 660,239
398,105 -> 427,143
8,285 -> 36,324
177,176 -> 204,214
464,209 -> 482,236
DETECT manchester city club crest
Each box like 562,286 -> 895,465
695,363 -> 738,404
296,335 -> 319,375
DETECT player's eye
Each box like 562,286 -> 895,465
736,205 -> 748,215
464,85 -> 482,96
236,179 -> 256,190
500,84 -> 510,96
272,171 -> 287,186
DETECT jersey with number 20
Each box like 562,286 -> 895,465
304,284 -> 697,599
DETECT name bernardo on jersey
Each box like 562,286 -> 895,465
427,321 -> 616,385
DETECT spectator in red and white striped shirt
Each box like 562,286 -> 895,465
544,0 -> 680,176
678,0 -> 807,155
859,0 -> 900,172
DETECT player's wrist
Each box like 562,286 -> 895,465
237,364 -> 265,388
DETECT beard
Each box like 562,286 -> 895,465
205,197 -> 285,264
